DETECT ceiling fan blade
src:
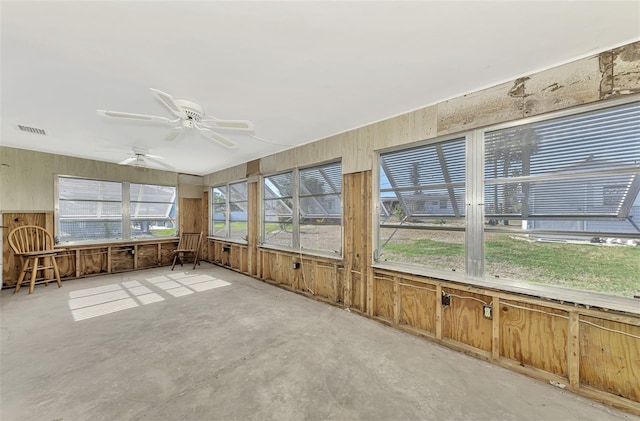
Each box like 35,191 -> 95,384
118,157 -> 137,165
164,127 -> 182,142
150,88 -> 187,119
196,125 -> 237,149
145,156 -> 175,170
204,119 -> 254,132
97,110 -> 175,124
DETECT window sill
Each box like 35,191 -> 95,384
259,244 -> 343,261
372,261 -> 640,316
206,237 -> 248,246
55,237 -> 179,248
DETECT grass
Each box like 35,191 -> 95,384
147,228 -> 176,237
382,234 -> 640,298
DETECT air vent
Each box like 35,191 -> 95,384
17,125 -> 46,135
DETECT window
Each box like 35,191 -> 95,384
130,183 -> 177,238
378,137 -> 466,272
483,101 -> 640,298
57,177 -> 176,243
210,181 -> 248,242
263,161 -> 342,255
376,100 -> 640,299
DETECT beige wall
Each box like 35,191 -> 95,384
204,40 -> 639,180
0,147 -> 181,212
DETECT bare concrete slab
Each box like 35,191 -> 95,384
1,263 -> 636,420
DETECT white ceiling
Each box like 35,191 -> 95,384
2,1 -> 639,176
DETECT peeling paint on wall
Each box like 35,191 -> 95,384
612,41 -> 640,96
599,51 -> 615,98
524,56 -> 600,117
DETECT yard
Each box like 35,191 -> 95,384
380,232 -> 640,298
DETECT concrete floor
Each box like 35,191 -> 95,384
1,263 -> 637,421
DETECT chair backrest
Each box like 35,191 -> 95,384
177,232 -> 203,251
8,225 -> 55,255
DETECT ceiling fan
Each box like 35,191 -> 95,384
119,146 -> 174,170
97,88 -> 254,149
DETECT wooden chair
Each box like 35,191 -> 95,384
171,232 -> 203,270
8,225 -> 62,294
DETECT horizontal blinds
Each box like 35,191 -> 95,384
380,138 -> 465,218
485,101 -> 640,218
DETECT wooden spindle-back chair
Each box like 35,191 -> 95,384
8,225 -> 62,294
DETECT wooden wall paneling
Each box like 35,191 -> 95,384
612,41 -> 640,97
568,311 -> 580,388
435,285 -> 443,340
523,56 -> 600,117
579,315 -> 640,402
111,247 -> 134,272
2,212 -> 51,286
499,300 -> 568,377
160,242 -> 177,265
343,171 -> 372,313
314,263 -> 334,300
136,244 -> 159,269
442,289 -> 493,352
373,275 -> 394,320
491,296 -> 501,361
247,181 -> 258,276
398,280 -> 437,334
179,197 -> 202,234
202,190 -> 209,259
54,249 -> 76,279
437,80 -> 525,136
79,247 -> 108,276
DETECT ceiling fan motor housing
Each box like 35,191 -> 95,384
175,99 -> 204,122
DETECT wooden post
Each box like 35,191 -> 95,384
393,277 -> 400,325
568,311 -> 580,388
436,285 -> 443,340
492,296 -> 501,361
75,249 -> 80,278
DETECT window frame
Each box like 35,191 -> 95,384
55,175 -> 178,244
374,95 -> 640,312
261,160 -> 343,258
209,180 -> 249,244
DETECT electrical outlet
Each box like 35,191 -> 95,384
292,262 -> 301,269
441,293 -> 451,306
483,304 -> 493,319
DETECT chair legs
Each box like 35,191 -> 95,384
15,255 -> 62,294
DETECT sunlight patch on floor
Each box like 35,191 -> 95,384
68,272 -> 230,321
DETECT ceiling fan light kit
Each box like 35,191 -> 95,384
97,88 -> 255,155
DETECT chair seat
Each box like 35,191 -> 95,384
20,250 -> 57,257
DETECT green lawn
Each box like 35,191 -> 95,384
382,234 -> 640,298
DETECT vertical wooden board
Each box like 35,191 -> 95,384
437,80 -> 524,135
55,250 -> 76,278
523,56 -> 600,117
612,41 -> 640,96
442,289 -> 492,352
500,301 -> 568,376
372,105 -> 438,150
160,242 -> 178,265
111,249 -> 134,272
579,315 -> 640,401
136,244 -> 159,268
2,213 -> 50,285
79,248 -> 108,276
336,268 -> 344,303
201,190 -> 209,258
351,275 -> 364,311
399,281 -> 436,333
179,198 -> 202,234
374,277 -> 394,319
314,265 -> 334,299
